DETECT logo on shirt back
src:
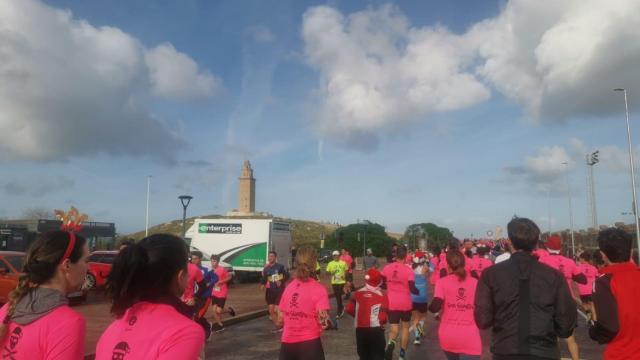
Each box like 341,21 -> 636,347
2,327 -> 22,359
112,341 -> 131,360
456,288 -> 466,302
290,293 -> 300,309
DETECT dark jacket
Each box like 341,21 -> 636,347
474,251 -> 577,359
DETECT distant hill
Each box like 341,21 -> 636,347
125,215 -> 397,247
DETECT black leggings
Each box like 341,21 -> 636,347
332,284 -> 344,314
279,338 -> 325,360
356,327 -> 385,360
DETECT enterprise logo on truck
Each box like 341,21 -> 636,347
198,223 -> 242,234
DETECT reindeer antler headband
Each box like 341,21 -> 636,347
54,207 -> 88,264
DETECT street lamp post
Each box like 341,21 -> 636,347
562,162 -> 576,258
145,175 -> 151,237
614,88 -> 640,264
178,195 -> 193,240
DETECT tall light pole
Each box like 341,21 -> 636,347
586,151 -> 599,230
614,88 -> 640,264
145,175 -> 151,237
178,195 -> 193,240
562,161 -> 576,258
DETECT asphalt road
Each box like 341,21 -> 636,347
204,300 -> 604,360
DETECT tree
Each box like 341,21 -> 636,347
21,208 -> 55,220
323,222 -> 395,257
402,223 -> 454,250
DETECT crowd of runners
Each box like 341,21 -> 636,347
0,215 -> 638,359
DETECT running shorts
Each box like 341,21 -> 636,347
279,338 -> 325,360
412,302 -> 429,313
212,296 -> 227,308
346,273 -> 354,282
266,289 -> 284,305
580,294 -> 593,303
387,310 -> 412,324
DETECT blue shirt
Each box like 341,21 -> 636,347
262,262 -> 288,292
198,265 -> 218,298
411,265 -> 429,304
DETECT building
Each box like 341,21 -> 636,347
0,219 -> 116,251
227,160 -> 270,217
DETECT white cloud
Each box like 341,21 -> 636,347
0,0 -> 219,162
301,5 -> 490,148
523,146 -> 572,182
4,176 -> 74,197
246,26 -> 276,43
145,43 -> 220,100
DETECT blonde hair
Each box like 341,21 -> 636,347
294,246 -> 317,281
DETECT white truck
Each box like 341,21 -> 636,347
186,218 -> 291,282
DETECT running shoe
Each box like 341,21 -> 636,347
417,323 -> 424,338
212,324 -> 225,333
413,338 -> 421,345
228,307 -> 236,317
337,310 -> 345,319
271,327 -> 283,333
384,341 -> 395,360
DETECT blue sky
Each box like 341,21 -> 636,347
2,0 -> 640,238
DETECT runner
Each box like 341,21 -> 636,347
0,230 -> 89,360
276,246 -> 330,360
381,245 -> 419,360
326,251 -> 348,318
428,247 -> 441,286
191,251 -> 217,341
346,268 -> 388,360
210,255 -> 236,332
340,248 -> 354,299
410,251 -> 429,346
182,251 -> 206,314
262,251 -> 288,330
538,235 -> 586,360
429,250 -> 481,360
577,251 -> 598,318
96,234 -> 204,360
364,248 -> 379,270
470,245 -> 493,279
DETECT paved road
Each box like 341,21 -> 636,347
204,300 -> 604,359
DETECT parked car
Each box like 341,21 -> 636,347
0,251 -> 87,305
85,250 -> 118,289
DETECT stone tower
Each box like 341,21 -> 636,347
238,160 -> 255,214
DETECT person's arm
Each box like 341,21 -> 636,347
473,270 -> 494,329
194,279 -> 207,298
217,269 -> 232,285
439,268 -> 448,278
261,267 -> 268,286
345,297 -> 356,317
408,281 -> 419,295
589,275 -> 619,343
553,272 -> 577,338
571,263 -> 587,284
428,280 -> 444,313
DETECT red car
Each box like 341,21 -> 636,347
0,252 -> 25,303
85,251 -> 118,289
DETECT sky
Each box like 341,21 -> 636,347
3,0 -> 640,238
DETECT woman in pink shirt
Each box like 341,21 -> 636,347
428,250 -> 482,360
0,230 -> 89,360
96,234 -> 204,360
276,246 -> 330,360
577,251 -> 598,315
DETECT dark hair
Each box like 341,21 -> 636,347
210,254 -> 220,261
119,239 -> 134,248
106,234 -> 188,317
0,231 -> 86,340
592,250 -> 605,267
579,251 -> 592,262
507,217 -> 540,252
477,246 -> 490,256
396,245 -> 407,260
448,238 -> 460,250
190,250 -> 203,259
464,250 -> 473,259
446,250 -> 466,281
433,246 -> 442,256
597,228 -> 632,263
269,251 -> 277,257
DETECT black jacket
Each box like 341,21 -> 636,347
474,251 -> 577,359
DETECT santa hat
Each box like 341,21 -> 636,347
545,236 -> 562,251
365,268 -> 382,287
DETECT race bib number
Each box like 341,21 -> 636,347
269,273 -> 283,282
213,286 -> 221,292
334,274 -> 344,282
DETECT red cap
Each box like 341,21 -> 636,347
414,251 -> 425,259
545,236 -> 562,251
365,268 -> 382,287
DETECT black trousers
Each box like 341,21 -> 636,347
279,338 -> 325,360
332,284 -> 344,314
356,327 -> 385,360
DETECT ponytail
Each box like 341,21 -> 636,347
294,246 -> 317,281
106,234 -> 188,317
446,250 -> 467,281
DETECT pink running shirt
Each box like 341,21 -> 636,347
381,262 -> 415,311
429,256 -> 440,285
181,263 -> 204,301
0,304 -> 85,360
533,249 -> 549,260
279,278 -> 330,344
340,254 -> 353,273
577,262 -> 598,296
96,302 -> 203,360
539,254 -> 582,296
211,266 -> 229,298
472,257 -> 493,278
433,274 -> 481,356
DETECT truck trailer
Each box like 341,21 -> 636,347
186,218 -> 291,282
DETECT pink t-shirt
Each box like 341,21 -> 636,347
471,256 -> 493,278
0,304 -> 85,360
539,254 -> 582,296
340,254 -> 354,273
279,278 -> 330,344
211,266 -> 229,299
533,249 -> 549,260
434,275 -> 481,355
182,263 -> 204,301
381,262 -> 415,311
96,302 -> 204,360
429,256 -> 440,285
577,263 -> 598,296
